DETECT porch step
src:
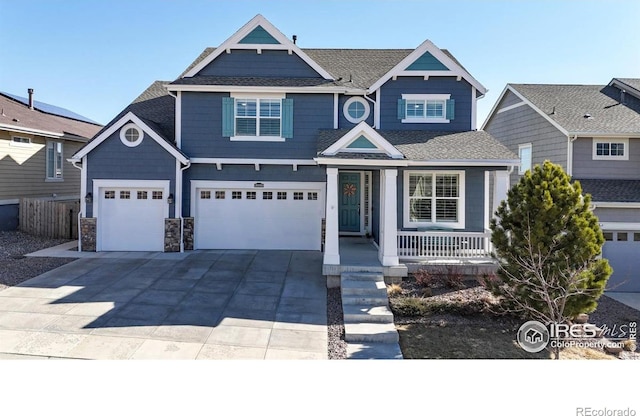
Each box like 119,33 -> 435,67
346,343 -> 403,359
341,272 -> 384,282
341,279 -> 387,296
342,293 -> 389,306
344,323 -> 399,343
343,305 -> 394,324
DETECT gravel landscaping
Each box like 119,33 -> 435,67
327,287 -> 347,359
0,231 -> 75,291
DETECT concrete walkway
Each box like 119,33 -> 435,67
0,248 -> 327,359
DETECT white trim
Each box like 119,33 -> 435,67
0,199 -> 20,205
343,96 -> 370,124
119,123 -> 144,147
380,169 -> 399,266
401,93 -> 451,124
167,84 -> 353,94
190,158 -> 314,171
175,91 -> 182,149
484,170 -> 490,230
593,202 -> 640,209
175,160 -> 182,219
599,222 -> 640,231
45,140 -> 64,180
374,88 -> 381,129
80,156 -> 87,216
367,39 -> 487,95
518,143 -> 532,175
230,136 -> 286,142
321,121 -> 404,158
403,170 -> 466,229
182,14 -> 334,80
471,87 -> 477,130
333,93 -> 339,129
0,123 -> 63,138
592,137 -> 629,161
70,112 -> 188,164
575,132 -> 640,138
9,136 -> 32,147
230,93 -> 285,141
496,101 -> 526,114
315,158 -> 519,167
567,135 -> 577,176
324,168 -> 340,265
191,180 -> 324,191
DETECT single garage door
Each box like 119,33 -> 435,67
194,182 -> 324,250
98,186 -> 168,251
602,230 -> 640,292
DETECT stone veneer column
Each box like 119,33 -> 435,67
183,217 -> 194,250
80,217 -> 96,252
164,218 -> 181,252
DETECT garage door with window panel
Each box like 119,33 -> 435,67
602,230 -> 640,292
193,181 -> 324,250
97,181 -> 168,251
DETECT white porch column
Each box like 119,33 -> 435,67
379,169 -> 399,266
324,167 -> 340,265
493,170 -> 510,217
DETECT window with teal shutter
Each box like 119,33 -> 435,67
222,97 -> 235,137
397,99 -> 406,120
281,98 -> 293,138
446,99 -> 455,120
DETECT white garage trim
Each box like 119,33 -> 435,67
600,222 -> 640,231
93,179 -> 170,251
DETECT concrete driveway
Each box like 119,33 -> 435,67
0,250 -> 327,359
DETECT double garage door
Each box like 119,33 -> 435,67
602,230 -> 640,292
194,181 -> 324,250
97,181 -> 168,251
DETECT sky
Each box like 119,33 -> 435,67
1,0 -> 639,127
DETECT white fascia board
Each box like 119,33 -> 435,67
182,14 -> 334,80
190,158 -> 316,166
599,222 -> 640,231
314,157 -> 519,167
0,123 -> 63,138
314,158 -> 407,167
592,202 -> 640,209
71,112 -> 188,164
166,84 -> 357,94
406,159 -> 520,167
322,121 -> 404,158
367,39 -> 487,95
569,132 -> 640,138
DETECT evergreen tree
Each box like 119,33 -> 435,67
488,161 -> 612,325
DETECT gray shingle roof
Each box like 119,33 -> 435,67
576,179 -> 640,203
510,83 -> 640,135
171,76 -> 337,88
317,129 -> 517,161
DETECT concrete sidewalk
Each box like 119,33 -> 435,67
0,249 -> 328,359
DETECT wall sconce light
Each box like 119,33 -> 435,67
167,193 -> 174,204
85,193 -> 93,204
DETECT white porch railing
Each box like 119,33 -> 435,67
397,230 -> 492,260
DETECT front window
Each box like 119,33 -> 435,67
46,141 -> 63,180
402,94 -> 451,123
235,98 -> 281,137
405,171 -> 465,228
592,138 -> 628,160
407,99 -> 444,119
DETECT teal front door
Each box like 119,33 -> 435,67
339,172 -> 360,232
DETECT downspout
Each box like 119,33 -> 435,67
363,94 -> 377,128
70,159 -> 83,251
179,161 -> 191,252
567,134 -> 578,176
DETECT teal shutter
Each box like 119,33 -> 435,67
397,99 -> 406,120
281,98 -> 293,139
222,97 -> 234,137
446,99 -> 455,120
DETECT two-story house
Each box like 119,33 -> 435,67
483,78 -> 640,292
0,89 -> 102,230
70,15 -> 518,284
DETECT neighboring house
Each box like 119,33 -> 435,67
0,89 -> 102,230
483,78 -> 640,292
70,15 -> 517,282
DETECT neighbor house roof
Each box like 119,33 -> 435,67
577,178 -> 640,203
504,83 -> 640,136
0,92 -> 102,141
317,129 -> 518,161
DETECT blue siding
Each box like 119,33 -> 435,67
86,130 -> 177,217
0,203 -> 18,231
182,164 -> 326,216
337,94 -> 375,128
380,76 -> 473,131
197,50 -> 322,78
181,92 -> 334,159
396,167 -> 487,232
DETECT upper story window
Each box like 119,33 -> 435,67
222,94 -> 293,141
46,141 -> 63,181
398,94 -> 454,123
403,170 -> 465,229
593,138 -> 628,160
343,96 -> 370,124
518,143 -> 532,175
120,123 -> 144,147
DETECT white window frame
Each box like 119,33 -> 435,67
45,140 -> 64,181
403,170 -> 465,229
343,96 -> 370,124
119,123 -> 144,147
10,136 -> 32,147
518,143 -> 532,175
402,93 -> 451,124
231,92 -> 285,142
592,138 -> 629,160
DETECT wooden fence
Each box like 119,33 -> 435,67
19,198 -> 80,239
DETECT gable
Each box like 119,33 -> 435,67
196,49 -> 322,78
346,135 -> 377,149
321,122 -> 404,158
239,25 -> 279,44
405,51 -> 449,71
